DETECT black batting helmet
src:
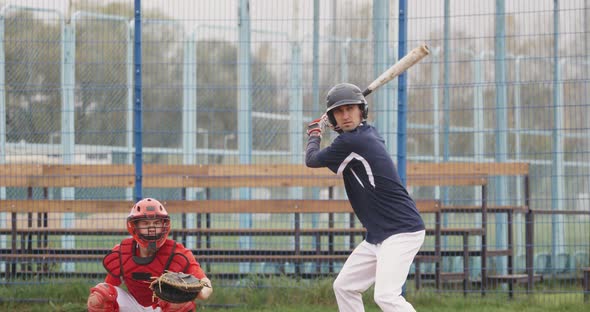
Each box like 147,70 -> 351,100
325,83 -> 368,127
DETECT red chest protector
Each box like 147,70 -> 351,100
102,238 -> 192,307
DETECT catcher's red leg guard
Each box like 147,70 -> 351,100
87,282 -> 120,312
159,300 -> 196,312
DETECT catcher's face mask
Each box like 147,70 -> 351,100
135,218 -> 170,240
126,198 -> 171,251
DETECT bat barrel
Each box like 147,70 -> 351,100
362,44 -> 430,98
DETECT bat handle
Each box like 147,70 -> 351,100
362,88 -> 372,97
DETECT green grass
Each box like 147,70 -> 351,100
0,277 -> 587,312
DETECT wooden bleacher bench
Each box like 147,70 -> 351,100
409,172 -> 488,294
0,162 -> 532,296
408,162 -> 533,296
0,163 -> 440,281
0,200 -> 440,275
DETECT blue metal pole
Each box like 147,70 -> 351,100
133,0 -> 143,201
312,0 -> 320,116
442,0 -> 450,168
551,0 -> 565,273
397,0 -> 409,297
238,0 -> 253,273
126,21 -> 134,201
0,13 -> 5,169
373,0 -> 391,152
238,0 -> 252,167
183,33 -> 198,249
441,0 -> 451,273
494,0 -> 508,275
397,0 -> 408,185
0,8 -> 5,254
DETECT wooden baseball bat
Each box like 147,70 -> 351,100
362,44 -> 430,97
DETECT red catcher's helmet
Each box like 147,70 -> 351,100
126,198 -> 171,252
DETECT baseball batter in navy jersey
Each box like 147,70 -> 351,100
305,83 -> 425,312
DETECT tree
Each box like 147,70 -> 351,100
4,10 -> 62,144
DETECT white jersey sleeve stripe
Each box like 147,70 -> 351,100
336,152 -> 375,187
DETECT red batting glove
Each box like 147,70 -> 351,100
307,118 -> 323,137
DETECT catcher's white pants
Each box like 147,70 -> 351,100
115,286 -> 162,312
333,230 -> 425,312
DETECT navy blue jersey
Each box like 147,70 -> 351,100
305,123 -> 425,244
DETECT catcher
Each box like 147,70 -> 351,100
87,198 -> 213,312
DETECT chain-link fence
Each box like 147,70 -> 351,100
0,0 -> 588,304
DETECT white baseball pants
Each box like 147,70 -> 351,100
115,286 -> 162,312
333,230 -> 425,312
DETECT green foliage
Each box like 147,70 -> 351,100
0,279 -> 89,312
4,10 -> 62,144
3,1 -> 280,157
0,277 -> 587,312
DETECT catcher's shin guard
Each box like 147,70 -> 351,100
159,300 -> 196,312
87,282 -> 120,312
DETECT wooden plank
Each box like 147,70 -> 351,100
42,164 -> 133,176
164,199 -> 352,214
0,164 -> 43,187
1,227 -> 442,236
416,200 -> 441,213
0,228 -> 128,235
0,199 -> 352,214
3,248 -> 347,256
441,205 -> 486,212
531,209 -> 590,215
37,164 -> 339,188
0,164 -> 134,187
0,200 -> 133,213
144,176 -> 343,188
487,250 -> 512,257
171,228 -> 353,235
441,228 -> 485,235
208,164 -> 333,177
1,254 -> 102,261
0,164 -> 43,176
487,274 -> 543,282
0,176 -> 30,187
2,163 -> 532,179
143,172 -> 230,188
4,227 -> 443,236
208,163 -> 530,176
0,199 -> 439,215
0,163 -> 528,189
25,176 -> 134,188
0,253 -> 350,262
413,255 -> 441,262
408,175 -> 487,187
407,162 -> 529,176
444,205 -> 529,213
195,255 -> 350,262
144,164 -> 209,176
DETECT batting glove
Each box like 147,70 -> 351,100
307,118 -> 323,137
321,113 -> 339,132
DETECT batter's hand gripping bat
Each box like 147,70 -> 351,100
362,44 -> 430,97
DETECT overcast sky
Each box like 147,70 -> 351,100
3,1 -> 586,34
1,0 -> 586,53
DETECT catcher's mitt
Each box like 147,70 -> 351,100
149,271 -> 210,304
